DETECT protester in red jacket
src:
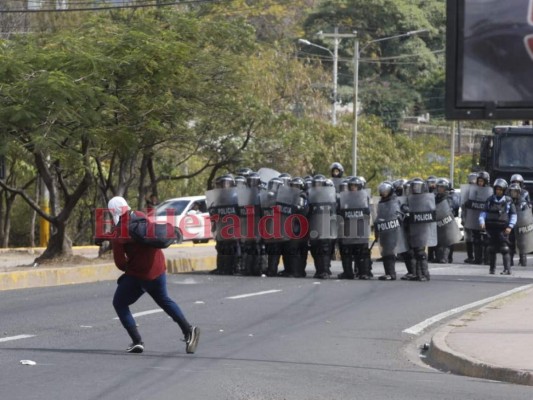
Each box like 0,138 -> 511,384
108,196 -> 200,354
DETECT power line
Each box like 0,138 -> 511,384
0,0 -> 226,13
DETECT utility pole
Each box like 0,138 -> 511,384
317,30 -> 358,169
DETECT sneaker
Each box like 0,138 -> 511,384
185,326 -> 200,354
126,342 -> 144,353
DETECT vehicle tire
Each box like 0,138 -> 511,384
174,229 -> 183,244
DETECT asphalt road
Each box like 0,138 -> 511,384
1,257 -> 533,400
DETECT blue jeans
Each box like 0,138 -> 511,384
113,273 -> 191,336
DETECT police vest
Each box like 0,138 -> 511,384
485,197 -> 511,230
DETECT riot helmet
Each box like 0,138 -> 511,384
356,176 -> 367,188
215,175 -> 235,189
289,177 -> 305,190
348,177 -> 364,192
510,174 -> 525,188
436,178 -> 450,193
325,179 -> 334,187
339,180 -> 349,193
467,172 -> 478,185
235,175 -> 247,188
493,178 -> 508,193
236,167 -> 254,178
330,162 -> 344,178
268,177 -> 283,193
278,173 -> 292,186
247,172 -> 261,188
378,181 -> 393,198
393,179 -> 406,196
426,176 -> 437,192
304,176 -> 313,191
410,178 -> 427,195
403,180 -> 412,196
509,183 -> 522,199
312,174 -> 327,187
477,171 -> 490,187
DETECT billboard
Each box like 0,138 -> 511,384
446,0 -> 533,119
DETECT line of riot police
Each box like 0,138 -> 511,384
205,163 -> 457,282
206,163 -> 375,279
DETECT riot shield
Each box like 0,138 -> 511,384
464,186 -> 493,230
259,190 -> 281,243
257,167 -> 281,185
237,187 -> 261,241
308,186 -> 337,240
276,186 -> 302,241
407,193 -> 437,248
331,177 -> 345,193
435,199 -> 462,247
205,187 -> 239,241
339,191 -> 370,244
460,184 -> 471,207
375,199 -> 408,256
515,206 -> 533,254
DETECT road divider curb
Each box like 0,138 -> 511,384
0,255 -> 216,292
166,256 -> 217,274
0,264 -> 121,291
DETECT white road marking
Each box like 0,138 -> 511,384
0,334 -> 35,343
226,289 -> 282,300
113,309 -> 163,320
403,284 -> 533,336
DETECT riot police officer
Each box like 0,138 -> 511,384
508,183 -> 532,268
207,175 -> 239,275
330,162 -> 345,193
236,172 -> 263,276
434,178 -> 462,263
374,181 -> 408,280
510,174 -> 531,205
261,177 -> 284,277
402,178 -> 437,281
464,171 -> 492,264
338,177 -> 371,279
279,177 -> 309,277
308,174 -> 337,279
462,172 -> 480,263
479,179 -> 517,275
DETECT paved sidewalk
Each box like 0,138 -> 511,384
427,285 -> 533,386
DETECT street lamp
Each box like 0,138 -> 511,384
350,29 -> 428,176
298,38 -> 338,126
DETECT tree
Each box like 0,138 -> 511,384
0,31 -> 108,260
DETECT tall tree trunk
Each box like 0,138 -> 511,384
35,219 -> 72,262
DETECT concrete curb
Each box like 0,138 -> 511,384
0,263 -> 121,291
427,321 -> 533,386
0,256 -> 217,292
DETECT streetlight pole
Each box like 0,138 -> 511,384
353,37 -> 359,176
